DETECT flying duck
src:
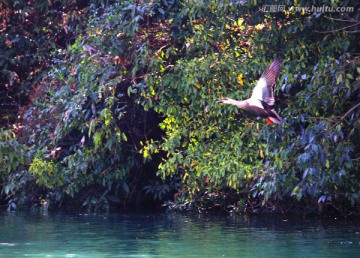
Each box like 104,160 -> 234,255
217,58 -> 282,124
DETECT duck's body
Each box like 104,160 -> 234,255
217,58 -> 282,124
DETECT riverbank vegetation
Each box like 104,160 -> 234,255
1,0 -> 359,216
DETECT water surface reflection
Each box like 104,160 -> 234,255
0,212 -> 359,257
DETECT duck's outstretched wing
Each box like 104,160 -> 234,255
250,58 -> 281,106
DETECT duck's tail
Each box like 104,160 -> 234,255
266,109 -> 282,124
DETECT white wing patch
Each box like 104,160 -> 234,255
249,59 -> 281,107
248,97 -> 264,109
250,77 -> 267,107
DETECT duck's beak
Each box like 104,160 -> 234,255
216,99 -> 223,103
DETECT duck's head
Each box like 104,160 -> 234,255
216,97 -> 235,104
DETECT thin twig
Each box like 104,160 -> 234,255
324,16 -> 358,23
341,102 -> 360,120
315,22 -> 360,33
346,30 -> 360,34
330,102 -> 360,130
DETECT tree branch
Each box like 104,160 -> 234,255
324,16 -> 359,23
315,22 -> 360,33
341,102 -> 360,120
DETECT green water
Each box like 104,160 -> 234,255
0,212 -> 359,257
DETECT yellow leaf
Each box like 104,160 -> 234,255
260,149 -> 264,158
237,74 -> 244,86
143,149 -> 149,158
293,186 -> 299,193
255,24 -> 265,31
246,173 -> 253,179
183,172 -> 188,181
194,83 -> 201,89
325,159 -> 330,169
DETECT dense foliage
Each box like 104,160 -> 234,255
0,0 -> 116,126
0,0 -> 359,215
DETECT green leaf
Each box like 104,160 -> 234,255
345,73 -> 354,80
93,131 -> 102,151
